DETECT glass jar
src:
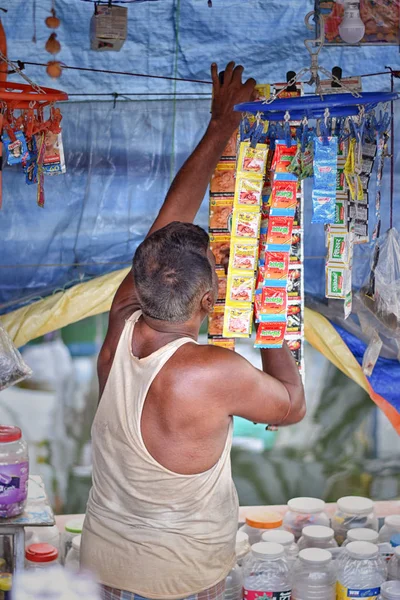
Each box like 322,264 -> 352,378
380,516 -> 400,543
344,527 -> 379,545
0,426 -> 29,518
388,547 -> 400,581
239,511 -> 283,545
25,543 -> 59,570
242,542 -> 291,600
336,541 -> 387,600
332,496 -> 378,546
61,517 -> 85,564
291,548 -> 336,600
380,581 -> 400,600
65,535 -> 81,573
261,529 -> 299,565
283,497 -> 329,541
298,525 -> 338,551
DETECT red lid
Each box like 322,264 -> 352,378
0,426 -> 22,443
25,543 -> 58,563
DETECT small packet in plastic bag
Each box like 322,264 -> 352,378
0,321 -> 32,391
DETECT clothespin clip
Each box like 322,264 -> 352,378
250,112 -> 264,148
301,116 -> 309,152
320,107 -> 331,145
284,110 -> 292,148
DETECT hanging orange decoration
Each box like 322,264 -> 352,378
46,61 -> 62,79
45,1 -> 62,77
45,33 -> 61,54
45,8 -> 60,29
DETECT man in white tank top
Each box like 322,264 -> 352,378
81,61 -> 306,600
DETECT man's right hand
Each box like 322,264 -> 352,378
210,62 -> 256,136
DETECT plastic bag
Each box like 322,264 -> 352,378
0,321 -> 32,391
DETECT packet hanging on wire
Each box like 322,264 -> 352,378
209,197 -> 233,233
286,334 -> 303,365
254,321 -> 286,348
311,190 -> 336,223
262,250 -> 290,282
287,266 -> 302,301
271,179 -> 298,210
208,337 -> 235,351
227,273 -> 255,304
215,268 -> 227,303
41,132 -> 66,175
286,302 -> 302,334
3,130 -> 29,165
209,234 -> 231,267
232,209 -> 261,239
208,305 -> 225,336
223,306 -> 253,338
325,265 -> 352,299
210,163 -> 236,196
271,140 -> 297,173
267,215 -> 293,247
290,230 -> 302,265
327,230 -> 352,266
237,142 -> 268,175
300,142 -> 314,179
254,285 -> 287,321
314,136 -> 338,162
231,239 -> 258,271
334,198 -> 348,226
234,175 -> 263,207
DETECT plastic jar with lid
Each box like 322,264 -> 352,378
298,525 -> 338,550
344,527 -> 380,545
0,426 -> 29,518
261,529 -> 299,565
239,511 -> 283,545
388,547 -> 400,581
235,530 -> 250,566
242,542 -> 291,600
336,541 -> 387,600
65,535 -> 81,573
291,548 -> 336,600
282,497 -> 329,541
61,516 -> 85,564
25,543 -> 59,570
332,496 -> 378,546
380,516 -> 400,543
380,581 -> 400,600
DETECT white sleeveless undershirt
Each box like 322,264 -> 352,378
81,310 -> 238,599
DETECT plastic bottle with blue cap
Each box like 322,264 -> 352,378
388,546 -> 400,581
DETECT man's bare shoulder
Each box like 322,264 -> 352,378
174,340 -> 251,380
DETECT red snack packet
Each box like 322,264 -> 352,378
260,286 -> 287,316
266,215 -> 294,246
271,179 -> 298,210
272,142 -> 297,174
264,251 -> 290,281
254,321 -> 287,348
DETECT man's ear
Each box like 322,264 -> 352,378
201,290 -> 215,314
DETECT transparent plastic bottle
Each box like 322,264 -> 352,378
332,496 -> 378,546
336,541 -> 387,600
239,511 -> 283,545
224,532 -> 250,600
282,497 -> 329,541
0,426 -> 29,518
388,547 -> 400,581
61,516 -> 85,564
291,548 -> 336,600
261,529 -> 299,565
380,581 -> 400,599
298,525 -> 338,550
25,525 -> 60,551
65,535 -> 81,573
243,542 -> 291,600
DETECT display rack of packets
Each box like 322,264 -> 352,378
222,140 -> 267,339
208,128 -> 238,351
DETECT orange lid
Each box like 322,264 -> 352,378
245,511 -> 283,529
25,543 -> 58,563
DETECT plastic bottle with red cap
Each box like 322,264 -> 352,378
25,543 -> 59,570
0,425 -> 29,518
